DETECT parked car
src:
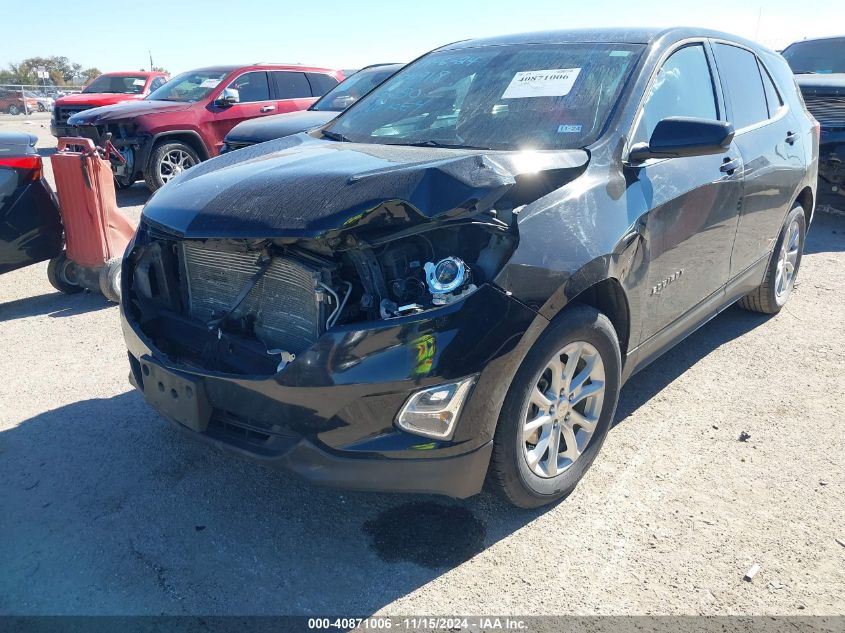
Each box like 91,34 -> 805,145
66,64 -> 343,191
0,89 -> 39,115
221,63 -> 402,152
782,36 -> 845,206
24,91 -> 54,112
51,71 -> 169,138
120,28 -> 818,507
0,132 -> 63,275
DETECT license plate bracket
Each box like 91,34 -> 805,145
140,357 -> 212,432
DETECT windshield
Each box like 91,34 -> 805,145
782,38 -> 845,74
83,74 -> 149,94
311,66 -> 398,112
147,70 -> 229,102
326,43 -> 643,150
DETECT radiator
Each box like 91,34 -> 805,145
181,242 -> 325,354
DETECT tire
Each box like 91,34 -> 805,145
8,104 -> 20,115
490,304 -> 622,508
737,204 -> 806,314
98,257 -> 122,303
37,103 -> 46,112
144,141 -> 200,192
47,252 -> 83,295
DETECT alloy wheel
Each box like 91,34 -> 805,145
775,219 -> 800,299
521,341 -> 606,478
158,149 -> 196,183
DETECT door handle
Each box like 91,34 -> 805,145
720,157 -> 741,174
260,105 -> 276,113
785,131 -> 798,145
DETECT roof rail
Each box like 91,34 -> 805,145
251,62 -> 304,66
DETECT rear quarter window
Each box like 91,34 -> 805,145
306,72 -> 339,97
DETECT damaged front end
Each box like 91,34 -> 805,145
125,137 -> 588,377
125,212 -> 516,376
119,137 -> 589,495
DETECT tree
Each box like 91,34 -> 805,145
1,56 -> 93,85
79,67 -> 102,83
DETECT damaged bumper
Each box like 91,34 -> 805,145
121,249 -> 541,497
818,138 -> 845,207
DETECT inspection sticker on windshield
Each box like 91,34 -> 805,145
501,68 -> 581,99
200,79 -> 221,88
132,79 -> 146,86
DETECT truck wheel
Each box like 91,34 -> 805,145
37,103 -> 46,112
99,257 -> 122,303
490,304 -> 621,508
47,253 -> 83,295
8,104 -> 20,115
737,204 -> 806,314
145,141 -> 200,191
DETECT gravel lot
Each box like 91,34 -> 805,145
1,116 -> 844,617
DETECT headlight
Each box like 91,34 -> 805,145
395,376 -> 477,440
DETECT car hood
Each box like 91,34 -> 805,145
225,111 -> 337,145
56,92 -> 144,107
141,133 -> 590,239
795,73 -> 845,96
67,100 -> 192,125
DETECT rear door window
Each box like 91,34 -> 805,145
226,71 -> 270,103
635,44 -> 719,141
758,61 -> 783,117
306,72 -> 339,97
713,44 -> 769,130
271,72 -> 312,99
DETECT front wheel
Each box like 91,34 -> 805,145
490,304 -> 621,508
8,104 -> 20,115
144,141 -> 200,192
37,102 -> 46,112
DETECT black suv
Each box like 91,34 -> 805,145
782,36 -> 844,207
121,28 -> 818,508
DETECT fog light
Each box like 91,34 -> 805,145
395,376 -> 477,440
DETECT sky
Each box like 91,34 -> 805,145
2,0 -> 843,75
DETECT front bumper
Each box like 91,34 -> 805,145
121,283 -> 544,498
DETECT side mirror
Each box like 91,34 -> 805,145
214,88 -> 240,107
629,117 -> 734,162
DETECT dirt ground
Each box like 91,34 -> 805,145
1,115 -> 844,617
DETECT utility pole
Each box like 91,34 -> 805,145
149,50 -> 154,72
754,6 -> 763,42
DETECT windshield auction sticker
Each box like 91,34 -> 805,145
502,68 -> 581,99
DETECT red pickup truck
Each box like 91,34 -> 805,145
66,64 -> 342,190
51,71 -> 169,137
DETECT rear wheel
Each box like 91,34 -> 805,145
37,102 -> 46,112
8,104 -> 20,115
738,204 -> 806,314
47,252 -> 83,295
144,141 -> 200,191
490,304 -> 621,508
98,257 -> 122,303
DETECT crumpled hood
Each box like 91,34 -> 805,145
67,100 -> 191,125
225,110 -> 336,145
141,133 -> 590,239
56,92 -> 144,108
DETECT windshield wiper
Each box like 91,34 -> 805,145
400,140 -> 493,150
321,129 -> 351,142
793,69 -> 820,74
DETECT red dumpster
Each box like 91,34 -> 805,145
47,137 -> 136,302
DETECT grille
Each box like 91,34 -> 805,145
181,242 -> 325,354
803,94 -> 845,130
54,104 -> 95,125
